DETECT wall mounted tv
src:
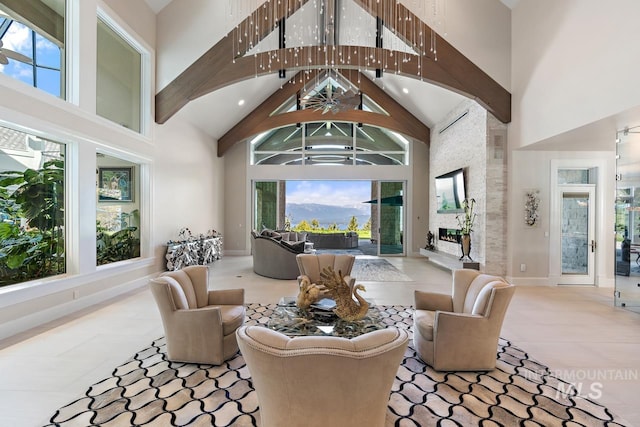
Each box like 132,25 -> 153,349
435,168 -> 466,213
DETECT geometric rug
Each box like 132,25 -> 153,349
351,257 -> 413,282
46,304 -> 629,427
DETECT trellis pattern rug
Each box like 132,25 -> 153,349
47,304 -> 629,427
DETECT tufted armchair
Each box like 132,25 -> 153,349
237,326 -> 409,427
296,253 -> 356,291
413,269 -> 515,371
149,265 -> 245,365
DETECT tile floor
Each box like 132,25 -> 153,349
0,255 -> 639,426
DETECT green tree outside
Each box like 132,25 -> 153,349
294,220 -> 312,231
347,215 -> 358,232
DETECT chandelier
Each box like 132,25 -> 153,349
225,0 -> 448,89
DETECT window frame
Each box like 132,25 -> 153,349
95,6 -> 151,137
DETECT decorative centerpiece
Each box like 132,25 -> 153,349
456,198 -> 476,261
296,277 -> 321,310
318,266 -> 369,321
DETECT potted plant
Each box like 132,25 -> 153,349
456,198 -> 476,261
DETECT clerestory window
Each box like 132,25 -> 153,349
0,0 -> 66,98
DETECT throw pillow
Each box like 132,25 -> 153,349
261,229 -> 282,240
281,240 -> 305,253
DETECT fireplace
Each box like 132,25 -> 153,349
439,228 -> 461,244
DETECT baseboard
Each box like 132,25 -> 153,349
0,274 -> 154,341
505,276 -> 556,286
223,250 -> 250,256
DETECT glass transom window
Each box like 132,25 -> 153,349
251,122 -> 409,166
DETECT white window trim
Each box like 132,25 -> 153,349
96,3 -> 153,138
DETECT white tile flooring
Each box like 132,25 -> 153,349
0,255 -> 639,426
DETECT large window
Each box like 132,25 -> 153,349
250,122 -> 409,166
96,15 -> 142,132
0,124 -> 65,287
96,153 -> 140,265
0,0 -> 66,98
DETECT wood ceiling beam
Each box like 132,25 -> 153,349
340,70 -> 429,142
218,70 -> 318,156
155,0 -> 310,124
192,45 -> 463,100
1,0 -> 64,46
218,70 -> 429,157
156,0 -> 511,129
351,0 -> 511,123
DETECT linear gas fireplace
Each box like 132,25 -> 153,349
439,228 -> 461,244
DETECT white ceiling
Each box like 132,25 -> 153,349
146,0 -> 521,12
149,0 -> 470,142
145,0 -> 639,153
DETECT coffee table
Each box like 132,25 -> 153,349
267,297 -> 384,338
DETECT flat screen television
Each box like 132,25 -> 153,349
435,168 -> 466,213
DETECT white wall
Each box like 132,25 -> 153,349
0,0 -> 223,340
153,118 -> 224,266
507,150 -> 615,286
510,0 -> 640,149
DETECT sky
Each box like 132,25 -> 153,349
0,18 -> 62,97
286,180 -> 372,209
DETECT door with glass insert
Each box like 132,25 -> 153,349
559,186 -> 596,285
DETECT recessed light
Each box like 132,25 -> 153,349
402,88 -> 409,94
238,99 -> 245,106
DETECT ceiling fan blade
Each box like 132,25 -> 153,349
0,53 -> 7,65
0,49 -> 32,65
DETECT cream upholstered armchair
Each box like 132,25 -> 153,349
237,326 -> 409,427
296,253 -> 356,289
413,269 -> 515,371
149,265 -> 245,365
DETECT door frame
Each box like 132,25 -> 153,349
548,159 -> 611,286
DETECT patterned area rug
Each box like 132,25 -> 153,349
47,304 -> 629,427
351,257 -> 413,282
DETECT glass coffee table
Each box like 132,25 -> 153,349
267,297 -> 384,338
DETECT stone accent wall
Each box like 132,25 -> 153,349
429,100 -> 508,276
485,115 -> 508,276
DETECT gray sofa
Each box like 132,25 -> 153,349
307,232 -> 359,249
250,230 -> 307,279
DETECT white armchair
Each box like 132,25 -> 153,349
237,326 -> 409,427
296,253 -> 356,290
149,265 -> 245,365
413,269 -> 515,371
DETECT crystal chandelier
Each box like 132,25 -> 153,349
226,0 -> 448,88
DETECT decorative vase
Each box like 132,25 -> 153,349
460,234 -> 473,261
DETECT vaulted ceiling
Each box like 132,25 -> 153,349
146,0 -> 513,156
